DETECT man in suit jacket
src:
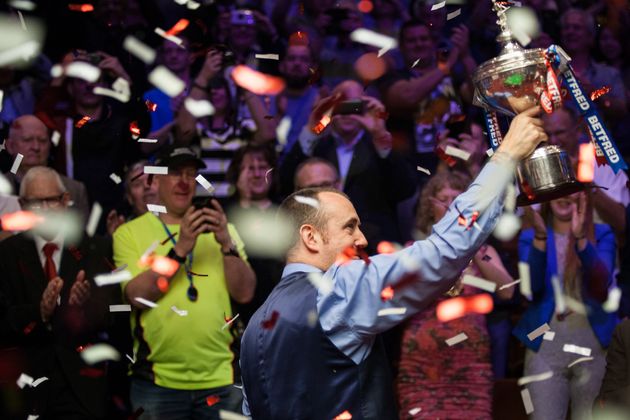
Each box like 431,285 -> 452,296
596,319 -> 630,412
280,80 -> 416,253
0,166 -> 116,419
4,115 -> 90,220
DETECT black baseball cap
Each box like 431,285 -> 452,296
156,146 -> 206,170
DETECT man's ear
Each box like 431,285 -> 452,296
5,139 -> 15,156
299,224 -> 322,253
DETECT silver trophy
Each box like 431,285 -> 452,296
472,1 -> 582,205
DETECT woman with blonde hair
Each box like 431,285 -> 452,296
513,191 -> 617,419
397,171 -> 515,419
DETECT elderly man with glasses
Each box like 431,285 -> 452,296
0,166 -> 117,419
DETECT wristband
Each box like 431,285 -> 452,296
167,248 -> 186,264
222,246 -> 240,258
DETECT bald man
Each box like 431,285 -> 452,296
4,115 -> 89,219
281,80 -> 416,252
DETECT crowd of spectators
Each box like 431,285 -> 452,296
2,0 -> 630,418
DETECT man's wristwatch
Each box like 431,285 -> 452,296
221,246 -> 240,258
167,248 -> 187,264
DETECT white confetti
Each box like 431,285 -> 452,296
65,61 -> 101,83
231,207 -> 293,258
10,153 -> 23,174
0,173 -> 12,195
134,297 -> 158,308
222,313 -> 240,330
565,295 -> 587,315
350,28 -> 398,53
445,332 -> 468,346
551,275 -> 566,314
518,262 -> 532,300
0,40 -> 40,67
563,344 -> 592,357
0,89 -> 3,112
603,287 -> 621,313
498,279 -> 521,290
276,116 -> 291,147
447,8 -> 462,20
148,66 -> 185,97
307,272 -> 333,296
109,173 -> 122,184
568,356 -> 594,368
140,240 -> 159,264
416,166 -> 431,175
411,58 -> 420,68
518,371 -> 552,386
543,331 -> 555,341
486,148 -> 494,157
307,309 -> 318,327
219,410 -> 249,420
9,0 -> 37,10
187,0 -> 200,9
493,212 -> 521,241
184,97 -> 215,117
144,165 -> 168,175
527,323 -> 550,341
294,195 -> 320,208
171,305 -> 188,316
16,373 -> 33,388
462,274 -> 496,293
126,354 -> 135,363
93,86 -> 129,103
95,270 -> 133,286
27,415 -> 39,420
196,174 -> 215,193
377,307 -> 407,316
109,304 -> 132,312
123,35 -> 156,64
86,202 -> 102,237
431,1 -> 446,10
17,11 -> 26,31
153,28 -> 183,46
138,138 -> 158,143
51,130 -> 60,146
147,204 -> 167,213
255,53 -> 279,60
408,407 -> 422,416
506,6 -> 540,48
444,145 -> 470,161
521,388 -> 534,414
80,343 -> 120,365
31,376 -> 48,387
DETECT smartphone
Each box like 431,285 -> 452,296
445,114 -> 470,139
231,9 -> 255,26
333,99 -> 365,116
192,196 -> 212,210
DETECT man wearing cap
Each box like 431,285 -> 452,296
112,146 -> 256,418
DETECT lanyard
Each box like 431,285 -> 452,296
159,220 -> 198,301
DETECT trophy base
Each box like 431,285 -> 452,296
516,180 -> 585,206
515,144 -> 581,206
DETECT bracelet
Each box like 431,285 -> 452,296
167,248 -> 186,264
534,235 -> 547,241
222,246 -> 240,258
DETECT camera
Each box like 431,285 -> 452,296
210,44 -> 235,68
192,196 -> 212,210
85,52 -> 102,66
333,99 -> 365,116
230,9 -> 255,26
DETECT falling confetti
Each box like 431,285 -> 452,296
222,313 -> 240,330
138,138 -> 158,143
498,279 -> 521,290
521,388 -> 534,414
148,66 -> 185,97
462,274 -> 497,293
446,8 -> 462,20
294,195 -> 320,208
518,371 -> 553,386
261,310 -> 280,329
255,53 -> 280,60
333,410 -> 353,420
75,115 -> 91,128
445,332 -> 468,346
166,18 -> 189,36
65,61 -> 101,82
377,307 -> 407,316
350,29 -> 397,55
526,323 -> 550,341
231,65 -> 285,95
95,270 -> 133,286
206,395 -> 221,407
376,241 -> 397,254
10,153 -> 23,174
67,3 -> 94,12
563,344 -> 592,357
123,35 -> 156,64
86,202 -> 102,236
444,145 -> 471,161
431,1 -> 446,10
80,343 -> 121,365
543,331 -> 555,341
109,304 -> 131,312
153,28 -> 184,46
380,285 -> 395,301
567,356 -> 594,368
145,99 -> 157,112
144,166 -> 168,175
590,86 -> 611,101
147,204 -> 167,213
196,174 -> 215,193
151,255 -> 179,276
577,143 -> 595,183
109,173 -> 122,184
436,294 -> 493,322
51,130 -> 60,146
416,166 -> 431,175
603,287 -> 621,313
170,305 -> 188,316
518,262 -> 532,300
185,98 -> 215,117
135,297 -> 158,308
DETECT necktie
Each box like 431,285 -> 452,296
43,243 -> 58,281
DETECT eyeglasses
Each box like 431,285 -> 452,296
22,194 -> 65,210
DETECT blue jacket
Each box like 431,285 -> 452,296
513,224 -> 618,351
